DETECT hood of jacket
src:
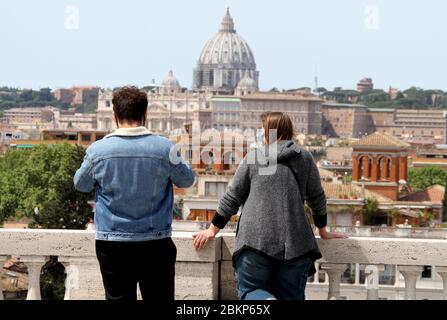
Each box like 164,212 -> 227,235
255,140 -> 302,164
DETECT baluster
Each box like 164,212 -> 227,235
362,265 -> 384,300
313,262 -> 320,284
59,257 -> 82,300
354,263 -> 360,285
19,256 -> 48,300
324,272 -> 329,284
0,256 -> 7,300
398,265 -> 423,300
436,267 -> 447,300
321,263 -> 348,300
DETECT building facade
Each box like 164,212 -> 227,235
357,78 -> 374,93
322,103 -> 373,138
210,97 -> 241,131
322,105 -> 447,144
53,109 -> 97,130
372,109 -> 447,144
239,92 -> 323,134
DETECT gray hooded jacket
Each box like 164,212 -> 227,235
212,140 -> 327,271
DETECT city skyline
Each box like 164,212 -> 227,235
0,0 -> 446,91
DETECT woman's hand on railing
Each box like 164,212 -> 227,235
319,227 -> 348,240
193,224 -> 221,250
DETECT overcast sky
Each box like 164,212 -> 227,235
0,0 -> 446,91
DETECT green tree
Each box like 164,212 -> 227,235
359,198 -> 380,226
38,88 -> 53,102
408,167 -> 447,192
20,89 -> 35,101
0,149 -> 31,223
316,87 -> 328,95
0,143 -> 93,228
442,184 -> 447,222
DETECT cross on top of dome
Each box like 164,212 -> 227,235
220,7 -> 236,33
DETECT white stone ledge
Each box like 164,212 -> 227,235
0,229 -> 221,263
221,235 -> 447,267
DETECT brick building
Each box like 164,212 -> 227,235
352,132 -> 410,201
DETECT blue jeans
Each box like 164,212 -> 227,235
235,250 -> 313,300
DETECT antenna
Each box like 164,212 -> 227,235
314,61 -> 319,96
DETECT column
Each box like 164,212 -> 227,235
403,156 -> 408,181
371,157 -> 379,182
0,256 -> 7,301
313,262 -> 320,284
363,265 -> 385,300
59,257 -> 85,300
354,263 -> 360,285
20,256 -> 48,300
390,157 -> 399,182
399,265 -> 423,300
436,267 -> 447,300
352,155 -> 360,181
321,263 -> 348,300
399,156 -> 407,181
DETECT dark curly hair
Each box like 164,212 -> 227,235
112,86 -> 148,124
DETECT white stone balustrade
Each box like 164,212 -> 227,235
1,229 -> 447,300
436,267 -> 447,300
221,235 -> 447,300
0,230 -> 221,300
0,255 -> 7,300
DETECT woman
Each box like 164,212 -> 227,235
193,112 -> 347,300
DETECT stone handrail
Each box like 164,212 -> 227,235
0,229 -> 221,300
1,229 -> 447,300
220,235 -> 447,300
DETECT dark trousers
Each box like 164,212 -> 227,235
95,238 -> 177,301
235,250 -> 313,300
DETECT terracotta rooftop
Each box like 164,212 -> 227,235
352,132 -> 411,148
321,182 -> 392,202
399,185 -> 445,203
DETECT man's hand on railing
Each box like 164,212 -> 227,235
193,224 -> 221,250
319,227 -> 349,240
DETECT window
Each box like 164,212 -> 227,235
205,182 -> 228,198
95,135 -> 105,141
81,134 -> 91,142
106,101 -> 111,108
209,70 -> 214,86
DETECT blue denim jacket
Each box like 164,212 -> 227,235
73,127 -> 195,242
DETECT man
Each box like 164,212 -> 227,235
74,86 -> 195,301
